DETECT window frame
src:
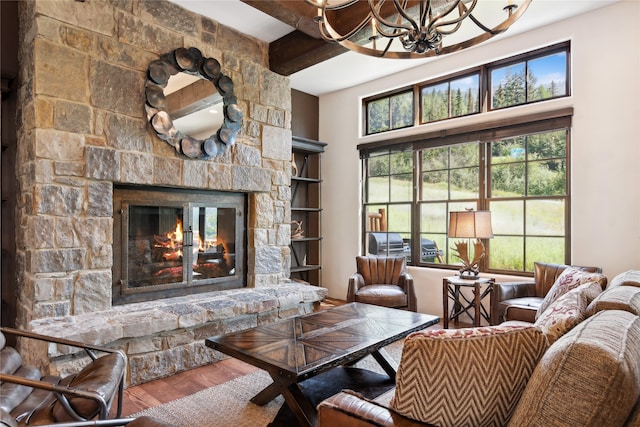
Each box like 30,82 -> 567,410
488,42 -> 571,111
360,109 -> 572,276
362,41 -> 570,136
364,87 -> 416,135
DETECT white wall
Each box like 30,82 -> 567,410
318,1 -> 640,316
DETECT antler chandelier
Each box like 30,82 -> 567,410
305,0 -> 532,59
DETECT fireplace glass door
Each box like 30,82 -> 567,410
113,187 -> 246,304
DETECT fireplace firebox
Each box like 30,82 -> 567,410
113,186 -> 246,304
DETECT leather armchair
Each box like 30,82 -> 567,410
347,256 -> 416,312
0,327 -> 126,426
490,262 -> 603,325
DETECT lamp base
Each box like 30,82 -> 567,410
458,267 -> 480,280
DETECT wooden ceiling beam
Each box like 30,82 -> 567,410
240,0 -> 320,38
240,0 -> 388,76
269,30 -> 347,76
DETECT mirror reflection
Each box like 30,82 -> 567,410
163,73 -> 224,140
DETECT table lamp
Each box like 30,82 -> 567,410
448,209 -> 493,279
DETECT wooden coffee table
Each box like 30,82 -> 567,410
205,302 -> 439,427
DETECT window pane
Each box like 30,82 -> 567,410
366,205 -> 387,231
527,130 -> 566,160
388,204 -> 411,232
450,143 -> 478,168
526,199 -> 565,235
422,146 -> 449,170
528,52 -> 567,102
368,154 -> 389,177
391,174 -> 413,202
421,82 -> 449,122
367,98 -> 389,134
367,176 -> 389,203
390,152 -> 413,174
450,74 -> 480,117
451,167 -> 479,199
491,137 -> 526,164
420,203 -> 447,233
421,170 -> 448,201
527,159 -> 566,196
526,236 -> 564,268
490,236 -> 524,270
391,92 -> 414,129
491,163 -> 525,197
491,62 -> 526,109
490,200 -> 524,235
420,233 -> 445,263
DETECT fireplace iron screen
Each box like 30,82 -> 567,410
113,186 -> 246,304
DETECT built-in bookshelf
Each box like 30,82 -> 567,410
290,136 -> 326,286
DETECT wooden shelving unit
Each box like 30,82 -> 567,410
290,136 -> 326,286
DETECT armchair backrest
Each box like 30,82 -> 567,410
356,256 -> 406,286
534,262 -> 602,297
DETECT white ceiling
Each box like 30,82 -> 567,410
170,0 -> 619,96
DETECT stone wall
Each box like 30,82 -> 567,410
13,0 -> 325,384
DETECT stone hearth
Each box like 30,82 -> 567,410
31,283 -> 325,385
13,0 -> 326,385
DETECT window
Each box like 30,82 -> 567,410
363,42 -> 569,136
490,49 -> 568,109
420,73 -> 480,123
489,130 -> 568,271
366,90 -> 414,134
361,113 -> 571,274
364,151 -> 414,261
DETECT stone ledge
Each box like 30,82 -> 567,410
27,283 -> 327,385
31,283 -> 327,349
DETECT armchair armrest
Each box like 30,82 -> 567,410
318,391 -> 431,427
398,272 -> 416,312
0,327 -> 125,361
347,273 -> 365,302
0,327 -> 126,421
490,281 -> 535,325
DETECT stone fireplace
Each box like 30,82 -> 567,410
13,0 -> 326,385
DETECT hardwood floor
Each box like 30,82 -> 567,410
116,303 -> 463,417
117,357 -> 259,416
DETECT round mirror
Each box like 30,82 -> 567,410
144,47 -> 243,159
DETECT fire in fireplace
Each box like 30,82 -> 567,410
113,186 -> 246,304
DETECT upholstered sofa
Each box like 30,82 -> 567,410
318,270 -> 640,427
490,261 -> 603,325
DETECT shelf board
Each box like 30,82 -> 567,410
291,265 -> 321,273
290,237 -> 322,242
291,207 -> 321,212
292,136 -> 327,154
291,176 -> 321,183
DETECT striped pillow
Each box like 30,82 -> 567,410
391,326 -> 548,427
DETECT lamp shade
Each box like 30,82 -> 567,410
449,210 -> 493,239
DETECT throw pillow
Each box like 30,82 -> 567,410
536,267 -> 606,319
390,326 -> 548,427
534,281 -> 602,343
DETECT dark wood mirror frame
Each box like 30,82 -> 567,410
144,47 -> 243,159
